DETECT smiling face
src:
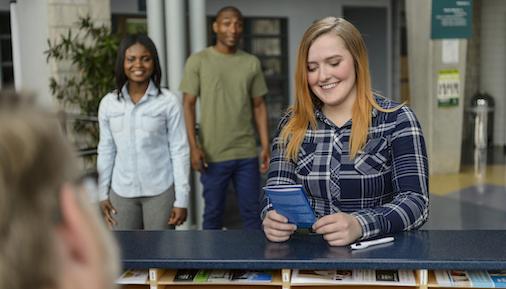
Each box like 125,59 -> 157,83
307,32 -> 357,112
213,9 -> 243,52
123,43 -> 154,85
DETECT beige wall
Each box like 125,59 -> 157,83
11,0 -> 110,109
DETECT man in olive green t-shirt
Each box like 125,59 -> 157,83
179,6 -> 269,229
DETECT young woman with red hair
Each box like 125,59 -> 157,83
262,17 -> 429,246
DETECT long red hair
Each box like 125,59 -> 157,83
281,17 -> 398,161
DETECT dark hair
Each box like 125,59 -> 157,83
114,34 -> 162,99
215,6 -> 243,22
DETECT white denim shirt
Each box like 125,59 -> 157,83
97,81 -> 190,208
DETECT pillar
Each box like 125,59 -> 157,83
406,0 -> 468,173
146,0 -> 167,87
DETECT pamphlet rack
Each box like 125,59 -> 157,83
116,230 -> 506,289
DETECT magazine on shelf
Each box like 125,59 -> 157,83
193,270 -> 210,283
173,269 -> 199,282
230,270 -> 273,282
263,184 -> 316,228
295,269 -> 353,282
434,270 -> 506,287
291,269 -> 416,286
172,269 -> 273,283
207,270 -> 233,282
489,270 -> 506,288
116,269 -> 149,284
434,270 -> 453,286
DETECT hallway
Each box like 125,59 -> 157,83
423,164 -> 506,230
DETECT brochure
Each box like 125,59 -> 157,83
434,270 -> 501,287
263,184 -> 316,228
296,269 -> 353,282
207,270 -> 232,282
193,270 -> 210,283
116,269 -> 148,284
173,269 -> 199,282
230,270 -> 273,282
489,270 -> 506,288
291,269 -> 415,286
172,269 -> 272,283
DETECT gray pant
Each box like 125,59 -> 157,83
110,186 -> 175,230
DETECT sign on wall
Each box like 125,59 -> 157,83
442,39 -> 459,64
431,0 -> 473,39
437,69 -> 460,107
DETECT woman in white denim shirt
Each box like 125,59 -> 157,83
97,34 -> 190,230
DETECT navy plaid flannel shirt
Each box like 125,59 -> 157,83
262,97 -> 429,240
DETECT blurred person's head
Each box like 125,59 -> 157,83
0,91 -> 120,289
115,34 -> 162,98
0,88 -> 35,105
213,6 -> 243,52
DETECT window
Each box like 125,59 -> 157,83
111,14 -> 147,38
0,12 -> 14,88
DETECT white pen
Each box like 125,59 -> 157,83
350,236 -> 395,250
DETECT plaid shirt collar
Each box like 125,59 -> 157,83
313,104 -> 379,129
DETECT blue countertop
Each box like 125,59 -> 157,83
116,230 -> 506,270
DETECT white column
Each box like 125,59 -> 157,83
189,0 -> 206,53
12,0 -> 53,108
146,0 -> 167,87
188,0 -> 206,229
10,0 -> 22,91
165,0 -> 186,99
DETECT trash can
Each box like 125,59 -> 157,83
469,92 -> 494,148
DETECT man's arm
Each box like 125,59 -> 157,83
252,95 -> 270,174
183,93 -> 207,171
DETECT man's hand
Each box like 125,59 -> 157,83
262,210 -> 297,242
168,207 -> 188,226
99,199 -> 117,229
312,212 -> 363,246
190,146 -> 207,172
259,147 -> 270,174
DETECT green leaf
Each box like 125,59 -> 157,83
45,14 -> 119,163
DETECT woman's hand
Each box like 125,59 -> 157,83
99,199 -> 117,229
168,207 -> 187,226
262,210 -> 297,242
312,212 -> 363,246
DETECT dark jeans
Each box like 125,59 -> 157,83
200,157 -> 262,229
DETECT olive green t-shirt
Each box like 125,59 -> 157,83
179,47 -> 268,162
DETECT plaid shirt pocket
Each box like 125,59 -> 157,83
354,137 -> 391,175
295,142 -> 317,176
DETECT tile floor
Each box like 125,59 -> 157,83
423,164 -> 506,230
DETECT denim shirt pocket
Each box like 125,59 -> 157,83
141,111 -> 166,134
108,111 -> 125,133
354,136 -> 391,175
